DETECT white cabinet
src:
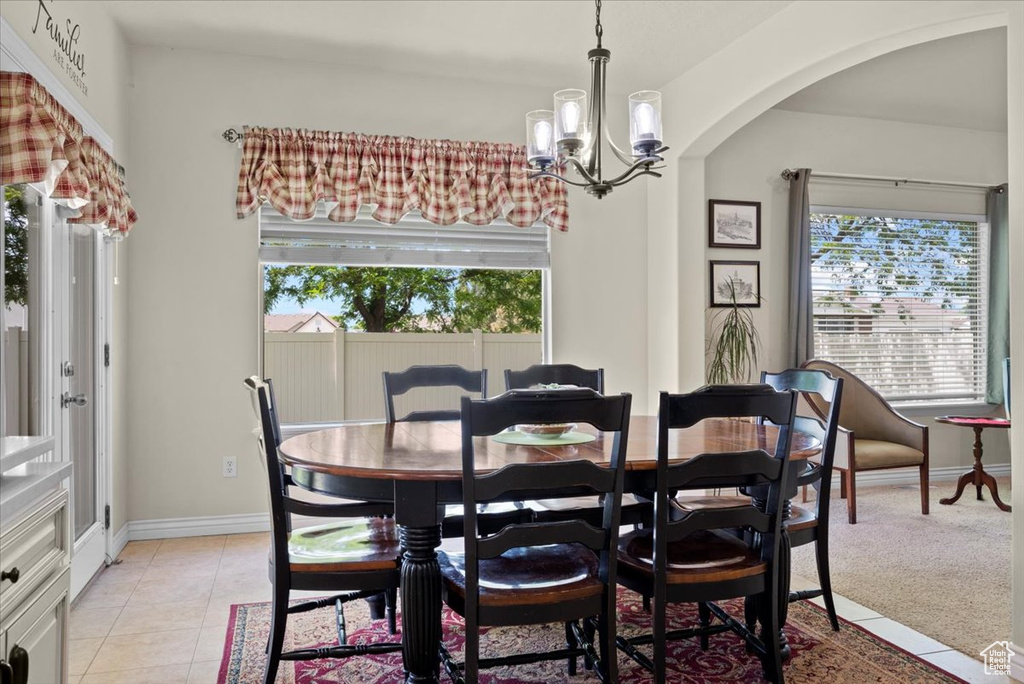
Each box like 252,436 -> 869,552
0,489 -> 70,684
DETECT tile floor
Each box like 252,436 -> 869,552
69,533 -> 1010,684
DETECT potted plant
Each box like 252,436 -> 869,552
706,277 -> 761,384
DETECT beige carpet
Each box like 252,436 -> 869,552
790,477 -> 1012,660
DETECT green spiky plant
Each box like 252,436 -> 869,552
707,276 -> 762,384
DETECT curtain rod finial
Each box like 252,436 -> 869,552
780,168 -> 799,181
222,128 -> 243,144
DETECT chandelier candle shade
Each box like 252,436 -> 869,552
525,0 -> 668,198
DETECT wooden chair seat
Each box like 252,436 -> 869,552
618,528 -> 766,584
671,495 -> 750,512
439,544 -> 603,608
288,518 -> 401,573
784,504 -> 817,533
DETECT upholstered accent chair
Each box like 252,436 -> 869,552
801,360 -> 929,524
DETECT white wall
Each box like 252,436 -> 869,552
704,108 -> 1009,469
0,0 -> 132,535
124,45 -> 648,522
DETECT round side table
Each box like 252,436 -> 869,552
935,416 -> 1011,512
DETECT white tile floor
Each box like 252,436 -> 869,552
69,533 -> 1011,683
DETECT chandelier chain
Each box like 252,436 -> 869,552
595,0 -> 603,48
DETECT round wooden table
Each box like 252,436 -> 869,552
935,416 -> 1012,512
279,416 -> 820,684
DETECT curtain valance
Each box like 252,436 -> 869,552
235,126 -> 569,232
0,71 -> 137,238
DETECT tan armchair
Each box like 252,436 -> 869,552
801,360 -> 929,524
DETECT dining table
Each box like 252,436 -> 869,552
278,415 -> 821,684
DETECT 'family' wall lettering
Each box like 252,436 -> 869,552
32,0 -> 87,95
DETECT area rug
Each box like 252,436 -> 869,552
218,589 -> 967,683
790,477 -> 1012,659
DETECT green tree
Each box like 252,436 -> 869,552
4,185 -> 28,307
263,265 -> 542,334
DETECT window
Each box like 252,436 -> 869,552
259,206 -> 548,424
810,208 -> 987,403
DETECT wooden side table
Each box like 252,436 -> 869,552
935,416 -> 1011,512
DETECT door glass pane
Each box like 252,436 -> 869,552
70,225 -> 96,538
3,185 -> 44,436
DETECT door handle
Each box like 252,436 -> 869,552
61,392 -> 88,408
8,646 -> 26,684
0,660 -> 12,684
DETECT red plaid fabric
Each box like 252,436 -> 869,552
236,127 -> 569,231
1,71 -> 138,237
69,138 -> 139,238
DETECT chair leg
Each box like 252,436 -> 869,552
845,469 -> 857,524
653,597 -> 668,684
583,617 -> 596,670
744,596 -> 758,653
919,463 -> 930,515
264,583 -> 289,684
565,621 -> 577,675
698,602 -> 711,651
464,615 -> 479,684
838,470 -> 847,499
385,588 -> 398,636
599,605 -> 617,684
815,538 -> 840,632
760,589 -> 785,684
801,484 -> 809,503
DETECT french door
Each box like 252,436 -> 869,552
57,217 -> 110,598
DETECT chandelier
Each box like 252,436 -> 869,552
525,0 -> 667,199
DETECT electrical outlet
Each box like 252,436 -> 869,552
223,456 -> 237,478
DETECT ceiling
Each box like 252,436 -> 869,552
774,28 -> 1008,133
103,0 -> 793,91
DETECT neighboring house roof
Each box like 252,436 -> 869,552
264,312 -> 339,333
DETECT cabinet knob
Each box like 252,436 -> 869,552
0,567 -> 19,584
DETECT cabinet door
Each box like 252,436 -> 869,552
4,570 -> 68,684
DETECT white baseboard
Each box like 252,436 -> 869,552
127,513 -> 270,541
826,463 -> 1011,489
108,523 -> 130,561
1010,642 -> 1024,683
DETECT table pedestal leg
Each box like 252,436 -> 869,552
940,427 -> 1011,512
400,524 -> 443,684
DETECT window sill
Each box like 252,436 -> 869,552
890,400 -> 1001,417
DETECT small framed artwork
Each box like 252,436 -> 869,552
708,199 -> 761,248
710,260 -> 761,308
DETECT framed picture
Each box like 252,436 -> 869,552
710,260 -> 761,308
708,199 -> 761,248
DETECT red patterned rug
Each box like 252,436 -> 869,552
218,589 -> 966,683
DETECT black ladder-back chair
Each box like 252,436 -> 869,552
504,363 -> 605,392
382,364 -> 527,537
383,364 -> 487,423
761,368 -> 844,631
616,385 -> 799,684
438,389 -> 632,684
244,377 -> 402,684
504,364 -> 649,528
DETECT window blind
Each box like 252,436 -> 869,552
259,205 -> 550,269
810,209 -> 988,403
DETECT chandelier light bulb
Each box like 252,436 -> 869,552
561,101 -> 581,137
535,120 -> 553,152
634,103 -> 657,138
553,89 -> 588,154
629,90 -> 663,155
525,110 -> 556,168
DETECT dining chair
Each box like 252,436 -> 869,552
244,377 -> 402,684
761,368 -> 844,632
382,364 -> 527,537
438,388 -> 632,684
383,364 -> 487,422
504,363 -> 605,392
801,359 -> 928,524
616,385 -> 798,684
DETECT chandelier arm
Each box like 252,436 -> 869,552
601,158 -> 663,187
565,156 -> 601,185
609,168 -> 663,187
529,169 -> 595,189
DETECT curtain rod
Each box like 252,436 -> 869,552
780,169 -> 1004,192
223,128 -> 243,143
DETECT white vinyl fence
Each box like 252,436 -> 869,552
264,330 -> 543,423
3,328 -> 30,434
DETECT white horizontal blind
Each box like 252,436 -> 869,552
259,205 -> 549,269
810,210 -> 988,402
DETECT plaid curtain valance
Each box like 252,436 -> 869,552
235,126 -> 569,232
0,71 -> 137,237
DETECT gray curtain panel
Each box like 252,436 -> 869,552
985,183 -> 1009,405
787,168 -> 813,367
